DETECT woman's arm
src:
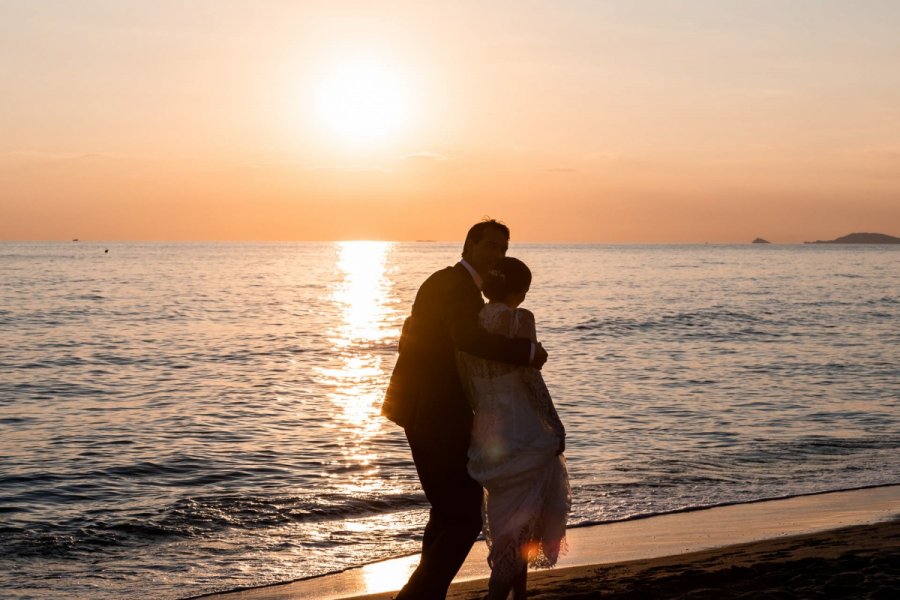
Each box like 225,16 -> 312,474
515,308 -> 538,343
518,308 -> 566,452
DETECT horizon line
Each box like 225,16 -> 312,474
3,238 -> 896,246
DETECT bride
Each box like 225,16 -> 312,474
458,256 -> 570,600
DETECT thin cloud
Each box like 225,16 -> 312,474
1,150 -> 97,161
304,166 -> 393,174
403,152 -> 449,162
0,150 -> 214,163
580,151 -> 619,162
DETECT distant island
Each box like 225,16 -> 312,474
804,232 -> 900,244
752,238 -> 771,244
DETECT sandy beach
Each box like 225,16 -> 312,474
199,485 -> 900,600
354,520 -> 900,599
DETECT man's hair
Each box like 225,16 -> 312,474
462,218 -> 510,258
482,256 -> 532,302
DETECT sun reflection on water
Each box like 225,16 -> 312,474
332,241 -> 395,346
317,241 -> 399,496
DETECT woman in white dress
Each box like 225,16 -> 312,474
458,257 -> 570,600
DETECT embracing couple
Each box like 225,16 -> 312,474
382,219 -> 571,599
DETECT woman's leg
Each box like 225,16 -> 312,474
488,541 -> 528,600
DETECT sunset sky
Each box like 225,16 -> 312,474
2,1 -> 899,243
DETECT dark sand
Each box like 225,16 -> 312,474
355,519 -> 900,599
198,486 -> 900,600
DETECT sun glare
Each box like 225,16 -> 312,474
313,59 -> 412,144
314,241 -> 397,482
332,240 -> 394,344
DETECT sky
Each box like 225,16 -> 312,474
2,0 -> 899,243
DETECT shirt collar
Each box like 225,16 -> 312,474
459,259 -> 483,290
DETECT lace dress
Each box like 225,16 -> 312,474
458,303 -> 571,579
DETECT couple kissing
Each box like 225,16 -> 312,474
382,219 -> 570,600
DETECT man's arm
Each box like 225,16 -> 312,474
445,277 -> 533,366
450,311 -> 531,365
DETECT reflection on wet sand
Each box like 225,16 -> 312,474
360,554 -> 419,596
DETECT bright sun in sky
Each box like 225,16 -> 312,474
313,59 -> 412,145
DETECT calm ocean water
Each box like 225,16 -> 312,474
1,241 -> 898,599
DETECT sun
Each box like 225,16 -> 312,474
313,58 -> 412,144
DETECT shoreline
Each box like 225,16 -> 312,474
194,484 -> 900,600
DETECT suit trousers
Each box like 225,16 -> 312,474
396,426 -> 483,599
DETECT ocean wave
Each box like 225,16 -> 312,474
570,483 -> 900,528
0,492 -> 429,560
160,492 -> 428,529
0,525 -> 123,558
571,309 -> 774,339
567,300 -> 896,341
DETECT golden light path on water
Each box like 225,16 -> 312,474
322,241 -> 397,490
308,241 -> 420,594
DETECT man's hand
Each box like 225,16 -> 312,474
531,342 -> 548,369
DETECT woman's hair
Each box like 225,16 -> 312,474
482,256 -> 532,302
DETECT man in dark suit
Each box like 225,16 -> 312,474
382,219 -> 548,599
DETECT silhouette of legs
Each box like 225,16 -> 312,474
397,428 -> 483,599
486,536 -> 528,600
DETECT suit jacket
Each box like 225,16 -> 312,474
382,263 -> 532,449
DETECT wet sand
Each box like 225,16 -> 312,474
196,485 -> 900,600
356,520 -> 900,599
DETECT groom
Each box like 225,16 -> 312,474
382,219 -> 548,599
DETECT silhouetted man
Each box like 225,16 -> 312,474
382,219 -> 548,599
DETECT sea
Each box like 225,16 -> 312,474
1,241 -> 898,599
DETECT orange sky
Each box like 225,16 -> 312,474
2,1 -> 899,243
